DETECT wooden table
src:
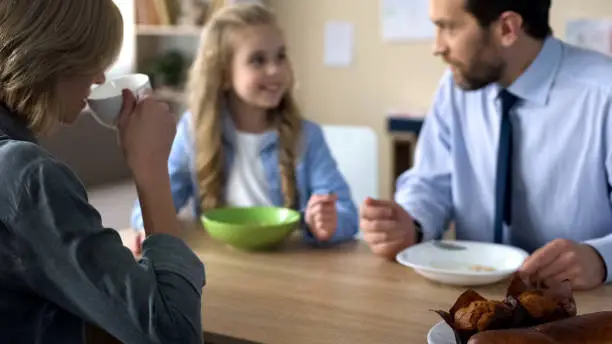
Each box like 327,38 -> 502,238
115,223 -> 612,344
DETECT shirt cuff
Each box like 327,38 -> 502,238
130,213 -> 144,231
141,234 -> 206,291
399,202 -> 443,242
583,236 -> 612,284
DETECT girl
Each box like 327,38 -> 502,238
0,0 -> 204,343
130,3 -> 358,249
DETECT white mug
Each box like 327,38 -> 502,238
87,73 -> 151,129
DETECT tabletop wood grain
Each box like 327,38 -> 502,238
108,223 -> 612,344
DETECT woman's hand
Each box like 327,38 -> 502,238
116,89 -> 176,183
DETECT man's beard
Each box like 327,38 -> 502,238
451,58 -> 505,91
447,31 -> 505,91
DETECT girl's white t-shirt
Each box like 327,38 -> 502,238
225,131 -> 273,207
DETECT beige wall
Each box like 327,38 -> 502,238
268,0 -> 612,199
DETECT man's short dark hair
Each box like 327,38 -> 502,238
465,0 -> 552,39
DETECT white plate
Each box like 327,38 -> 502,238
427,321 -> 456,344
396,240 -> 529,286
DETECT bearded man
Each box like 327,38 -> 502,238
360,0 -> 612,291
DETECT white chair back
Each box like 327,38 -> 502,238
321,124 -> 379,208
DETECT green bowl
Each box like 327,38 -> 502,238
201,206 -> 301,250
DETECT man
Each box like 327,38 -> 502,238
360,0 -> 612,291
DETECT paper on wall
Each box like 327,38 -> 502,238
381,0 -> 435,42
565,19 -> 612,56
324,21 -> 354,67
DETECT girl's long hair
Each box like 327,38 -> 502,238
188,3 -> 303,211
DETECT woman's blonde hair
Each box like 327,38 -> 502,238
0,0 -> 124,134
188,3 -> 303,211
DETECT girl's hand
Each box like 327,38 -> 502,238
126,232 -> 145,256
305,194 -> 338,242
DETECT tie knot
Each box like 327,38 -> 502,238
499,89 -> 519,113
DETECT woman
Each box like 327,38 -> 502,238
0,1 -> 204,343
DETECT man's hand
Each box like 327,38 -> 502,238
305,194 -> 338,242
518,239 -> 606,290
360,197 -> 417,260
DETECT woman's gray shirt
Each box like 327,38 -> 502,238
0,106 -> 205,344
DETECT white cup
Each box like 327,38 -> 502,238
87,73 -> 151,129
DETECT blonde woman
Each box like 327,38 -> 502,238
0,1 -> 204,343
130,3 -> 358,250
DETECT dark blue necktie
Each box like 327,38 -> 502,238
493,90 -> 519,244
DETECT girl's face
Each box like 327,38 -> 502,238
227,24 -> 292,110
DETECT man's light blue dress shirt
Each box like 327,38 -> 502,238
395,36 -> 612,282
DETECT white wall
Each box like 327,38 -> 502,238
109,0 -> 136,77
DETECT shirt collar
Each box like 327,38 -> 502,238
0,104 -> 37,143
488,35 -> 563,105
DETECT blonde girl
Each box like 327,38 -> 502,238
131,3 -> 358,247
